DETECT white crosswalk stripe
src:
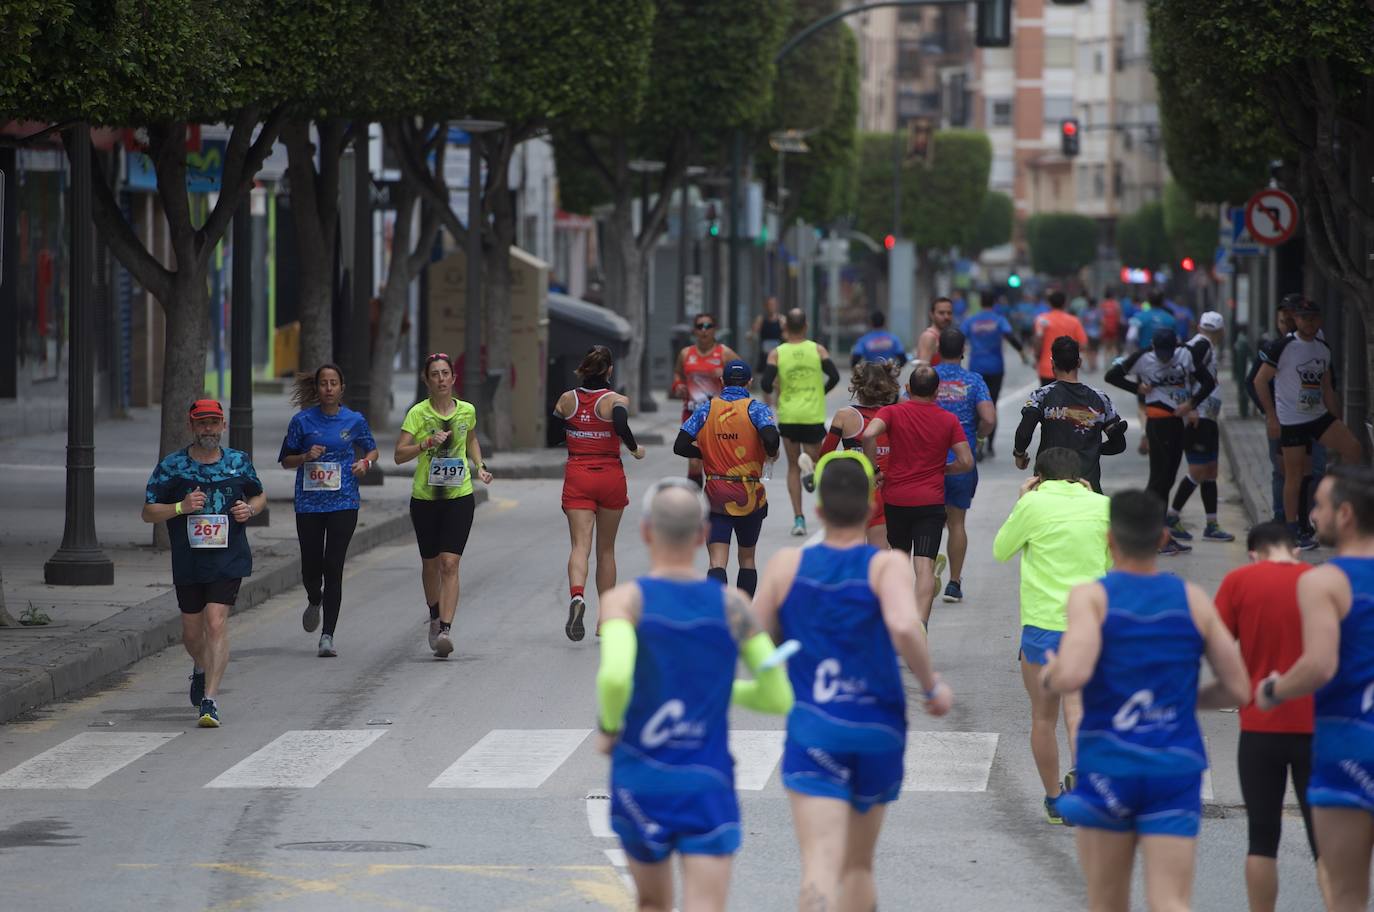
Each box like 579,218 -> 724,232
205,730 -> 386,789
0,732 -> 180,790
730,730 -> 787,790
430,729 -> 591,789
902,731 -> 1000,792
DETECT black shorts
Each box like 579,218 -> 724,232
1183,418 -> 1220,461
410,495 -> 476,559
175,578 -> 242,615
883,504 -> 946,559
980,372 -> 1004,404
779,423 -> 826,445
1280,413 -> 1337,451
709,506 -> 767,548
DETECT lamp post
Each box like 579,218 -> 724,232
229,195 -> 269,521
677,165 -> 707,322
629,159 -> 665,412
350,124 -> 382,484
769,129 -> 813,311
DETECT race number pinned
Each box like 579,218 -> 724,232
189,514 -> 229,549
303,461 -> 342,492
428,457 -> 468,487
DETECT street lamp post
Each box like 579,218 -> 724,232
769,129 -> 812,311
629,159 -> 665,413
677,166 -> 706,322
229,197 -> 269,522
451,118 -> 504,446
350,125 -> 382,485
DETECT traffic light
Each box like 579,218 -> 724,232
883,234 -> 896,250
1008,272 -> 1022,288
1181,257 -> 1196,272
975,0 -> 1011,48
705,201 -> 720,238
906,116 -> 934,167
1060,119 -> 1080,157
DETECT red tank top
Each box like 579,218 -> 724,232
682,344 -> 726,405
850,404 -> 891,472
564,389 -> 620,460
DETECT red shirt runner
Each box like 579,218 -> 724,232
874,399 -> 965,507
1034,310 -> 1088,379
564,389 -> 621,461
1215,560 -> 1314,734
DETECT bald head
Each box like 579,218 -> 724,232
641,479 -> 708,547
785,308 -> 807,334
908,364 -> 939,399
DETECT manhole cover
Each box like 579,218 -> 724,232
276,841 -> 427,853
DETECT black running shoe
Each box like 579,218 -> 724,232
566,596 -> 586,642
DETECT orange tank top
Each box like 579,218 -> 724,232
563,389 -> 621,460
697,397 -> 767,516
682,344 -> 726,405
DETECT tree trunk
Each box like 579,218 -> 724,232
484,180 -> 517,450
283,119 -> 344,371
0,567 -> 16,627
601,194 -> 645,413
158,273 -> 213,460
370,182 -> 440,426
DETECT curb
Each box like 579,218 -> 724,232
1218,419 -> 1265,526
0,488 -> 487,726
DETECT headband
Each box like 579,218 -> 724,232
813,450 -> 876,506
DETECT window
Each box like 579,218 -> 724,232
1044,96 -> 1074,125
991,156 -> 1014,188
1044,36 -> 1075,69
1094,50 -> 1105,73
1093,165 -> 1106,199
989,98 -> 1013,127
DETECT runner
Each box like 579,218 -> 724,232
1013,337 -> 1127,493
1105,328 -> 1216,556
277,363 -> 379,657
1214,522 -> 1324,912
750,296 -> 784,407
763,308 -> 840,538
850,310 -> 908,367
812,360 -> 901,547
934,329 -> 995,603
595,478 -> 793,912
960,296 -> 1028,460
552,345 -> 646,642
671,314 -> 740,489
1125,293 -> 1180,455
1099,291 -> 1122,360
674,360 -> 779,596
862,364 -> 974,626
1081,297 -> 1103,371
1253,297 -> 1363,550
1167,311 -> 1237,543
749,451 -> 953,912
914,296 -> 956,364
1042,489 -> 1250,911
993,448 -> 1110,825
394,353 -> 494,658
1033,291 -> 1088,386
142,399 -> 267,728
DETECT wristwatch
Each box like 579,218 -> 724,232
1262,678 -> 1282,705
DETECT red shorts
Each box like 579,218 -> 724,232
868,487 -> 887,529
562,459 -> 628,511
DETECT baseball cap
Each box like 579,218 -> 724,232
722,360 -> 752,386
1292,298 -> 1321,316
1199,311 -> 1224,331
189,399 -> 224,420
1277,293 -> 1306,311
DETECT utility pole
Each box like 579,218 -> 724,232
229,198 -> 268,521
350,125 -> 381,484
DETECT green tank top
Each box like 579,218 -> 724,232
776,340 -> 826,425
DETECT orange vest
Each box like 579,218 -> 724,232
698,397 -> 768,516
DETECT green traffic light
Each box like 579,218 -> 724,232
709,224 -> 720,237
1008,274 -> 1022,288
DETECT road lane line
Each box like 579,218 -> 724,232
429,729 -> 590,789
901,731 -> 1000,792
585,790 -> 614,838
205,730 -> 386,789
0,731 -> 180,789
729,730 -> 786,790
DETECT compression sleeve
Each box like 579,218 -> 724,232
673,429 -> 702,459
596,618 -> 637,733
761,363 -> 779,394
1188,362 -> 1217,409
731,632 -> 795,715
821,358 -> 841,393
611,404 -> 638,451
760,425 -> 781,459
1103,355 -> 1141,396
819,424 -> 844,456
1100,416 -> 1128,456
1013,410 -> 1038,455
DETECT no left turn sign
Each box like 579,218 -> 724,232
1245,189 -> 1299,247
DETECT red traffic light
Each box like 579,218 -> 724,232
1181,257 -> 1196,272
1061,120 -> 1078,137
884,234 -> 896,250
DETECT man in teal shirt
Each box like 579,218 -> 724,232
992,447 -> 1111,825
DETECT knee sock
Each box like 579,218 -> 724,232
707,567 -> 728,585
736,568 -> 758,597
428,602 -> 440,620
1170,477 -> 1197,514
1201,481 -> 1218,521
570,585 -> 584,600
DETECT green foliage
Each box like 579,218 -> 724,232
774,0 -> 844,134
0,0 -> 73,105
1161,181 -> 1217,264
857,130 -> 991,250
785,23 -> 860,226
967,190 -> 1013,255
854,131 -> 901,242
1116,201 -> 1170,269
1025,212 -> 1097,278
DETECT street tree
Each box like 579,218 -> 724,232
1025,213 -> 1097,280
1116,201 -> 1169,270
967,190 -> 1014,257
1162,181 -> 1218,267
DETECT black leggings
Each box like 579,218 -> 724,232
1237,731 -> 1318,859
295,509 -> 359,636
1145,417 -> 1185,514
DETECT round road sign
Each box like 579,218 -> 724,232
1244,189 -> 1299,247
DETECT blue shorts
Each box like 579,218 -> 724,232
944,467 -> 978,510
781,739 -> 904,813
1057,771 -> 1203,837
709,507 -> 767,548
1018,625 -> 1062,665
1308,758 -> 1374,812
610,786 -> 741,864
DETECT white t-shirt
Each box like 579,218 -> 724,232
1260,333 -> 1331,426
1116,347 -> 1198,413
1187,334 -> 1222,421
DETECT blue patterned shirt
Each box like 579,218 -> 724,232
277,405 -> 377,513
681,386 -> 776,438
935,363 -> 990,464
145,447 -> 263,584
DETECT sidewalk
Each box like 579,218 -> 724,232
0,379 -> 695,725
1218,401 -> 1276,527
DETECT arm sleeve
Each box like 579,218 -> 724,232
611,404 -> 639,451
760,425 -> 781,458
821,358 -> 841,393
1104,353 -> 1142,395
1244,357 -> 1266,412
1188,356 -> 1217,408
1100,416 -> 1128,456
595,618 -> 638,732
1013,410 -> 1039,455
673,429 -> 702,459
760,363 -> 779,394
731,632 -> 795,715
819,423 -> 845,456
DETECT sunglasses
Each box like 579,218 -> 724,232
426,352 -> 451,363
695,322 -> 715,331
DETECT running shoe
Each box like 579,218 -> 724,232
427,617 -> 441,652
1062,768 -> 1076,794
434,630 -> 454,658
934,553 -> 947,590
799,452 -> 816,493
942,580 -> 963,603
1158,537 -> 1192,557
188,669 -> 205,708
1202,523 -> 1235,542
302,601 -> 321,633
1043,795 -> 1066,825
1165,516 -> 1193,541
566,595 -> 587,643
197,698 -> 220,728
791,516 -> 807,537
317,634 -> 337,658
1295,531 -> 1320,552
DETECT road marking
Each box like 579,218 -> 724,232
205,730 -> 385,789
0,731 -> 180,789
430,729 -> 591,789
902,731 -> 1000,792
730,729 -> 786,790
585,790 -> 614,838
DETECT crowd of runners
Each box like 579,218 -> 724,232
136,288 -> 1374,911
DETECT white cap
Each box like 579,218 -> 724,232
1199,311 -> 1224,331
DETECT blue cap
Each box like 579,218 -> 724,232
722,359 -> 752,386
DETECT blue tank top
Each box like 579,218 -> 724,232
1314,557 -> 1374,763
612,577 -> 738,794
779,544 -> 906,752
1077,572 -> 1207,777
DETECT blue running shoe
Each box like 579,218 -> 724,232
791,516 -> 807,537
1044,795 -> 1070,826
1203,523 -> 1235,542
942,580 -> 963,603
1159,537 -> 1192,556
198,698 -> 220,728
1296,531 -> 1319,551
189,669 -> 206,708
1166,516 -> 1193,541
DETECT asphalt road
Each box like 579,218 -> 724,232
0,359 -> 1325,911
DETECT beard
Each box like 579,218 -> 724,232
1316,522 -> 1337,547
195,432 -> 221,450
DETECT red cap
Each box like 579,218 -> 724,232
189,399 -> 224,420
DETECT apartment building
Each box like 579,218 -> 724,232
851,2 -> 972,133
